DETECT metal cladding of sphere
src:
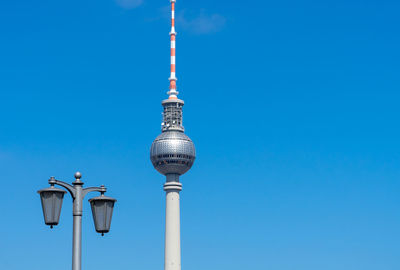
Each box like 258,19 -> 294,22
150,131 -> 196,176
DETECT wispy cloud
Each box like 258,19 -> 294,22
115,0 -> 143,9
177,10 -> 226,35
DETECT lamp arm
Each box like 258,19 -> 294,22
49,177 -> 76,198
82,186 -> 107,198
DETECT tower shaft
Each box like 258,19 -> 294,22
164,180 -> 182,270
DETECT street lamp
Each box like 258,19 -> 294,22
37,172 -> 117,270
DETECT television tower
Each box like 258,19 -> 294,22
150,1 -> 196,270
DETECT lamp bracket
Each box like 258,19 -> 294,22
83,185 -> 107,198
49,177 -> 76,198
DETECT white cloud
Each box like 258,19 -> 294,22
115,0 -> 143,9
177,10 -> 226,34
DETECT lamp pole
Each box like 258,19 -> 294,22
38,172 -> 116,270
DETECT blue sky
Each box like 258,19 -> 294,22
0,0 -> 400,269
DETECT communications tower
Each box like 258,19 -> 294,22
150,1 -> 196,270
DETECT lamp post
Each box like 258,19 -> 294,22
37,172 -> 116,270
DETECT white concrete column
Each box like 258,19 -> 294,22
164,179 -> 182,270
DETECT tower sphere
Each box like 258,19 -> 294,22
150,131 -> 196,176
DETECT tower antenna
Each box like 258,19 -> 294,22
168,0 -> 178,99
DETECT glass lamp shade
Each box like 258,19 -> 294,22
89,195 -> 116,235
37,186 -> 66,227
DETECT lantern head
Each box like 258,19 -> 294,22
37,186 -> 67,228
89,194 -> 116,236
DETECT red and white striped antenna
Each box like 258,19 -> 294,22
167,0 -> 178,99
